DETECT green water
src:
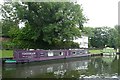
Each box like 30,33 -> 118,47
2,55 -> 120,79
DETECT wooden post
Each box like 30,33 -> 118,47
118,2 -> 120,53
117,25 -> 120,53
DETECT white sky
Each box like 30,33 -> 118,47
0,0 -> 119,28
77,0 -> 119,27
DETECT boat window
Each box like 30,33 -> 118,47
80,50 -> 85,54
72,52 -> 76,55
84,50 -> 88,54
48,51 -> 53,56
59,52 -> 64,56
53,51 -> 64,56
76,51 -> 80,54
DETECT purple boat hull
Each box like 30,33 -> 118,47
13,49 -> 89,63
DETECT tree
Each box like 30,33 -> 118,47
83,26 -> 117,49
1,20 -> 18,37
114,25 -> 120,52
91,27 -> 111,48
1,2 -> 87,49
107,28 -> 118,49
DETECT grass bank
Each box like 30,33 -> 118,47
89,49 -> 102,54
0,50 -> 13,58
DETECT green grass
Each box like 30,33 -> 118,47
0,50 -> 13,58
89,49 -> 102,54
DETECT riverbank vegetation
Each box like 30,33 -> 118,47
89,49 -> 102,54
0,50 -> 13,58
82,26 -> 119,49
1,2 -> 87,50
1,2 -> 120,58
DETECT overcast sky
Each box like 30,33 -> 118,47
0,0 -> 119,28
77,0 -> 119,28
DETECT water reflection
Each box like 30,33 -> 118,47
2,55 -> 120,79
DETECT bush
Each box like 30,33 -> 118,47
2,41 -> 16,50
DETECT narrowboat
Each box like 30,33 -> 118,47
5,49 -> 90,64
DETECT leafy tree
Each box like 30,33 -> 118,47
1,2 -> 20,37
114,25 -> 120,52
83,26 -> 118,49
91,27 -> 111,48
1,2 -> 87,49
1,20 -> 18,37
0,21 -> 2,36
107,28 -> 118,49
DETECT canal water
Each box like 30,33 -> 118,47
2,55 -> 120,79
